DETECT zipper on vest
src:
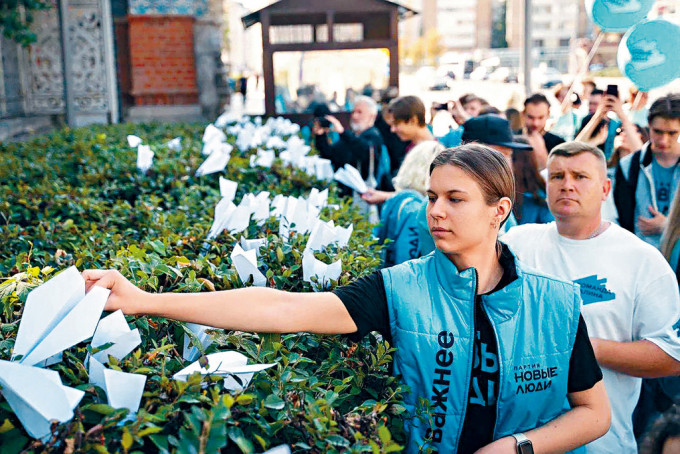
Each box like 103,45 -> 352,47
454,268 -> 478,449
484,293 -> 504,441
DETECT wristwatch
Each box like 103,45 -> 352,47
511,433 -> 534,454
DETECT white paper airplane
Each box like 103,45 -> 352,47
334,164 -> 368,194
137,145 -> 154,174
219,177 -> 238,202
182,323 -> 216,362
202,124 -> 227,147
0,359 -> 84,439
302,250 -> 342,290
165,137 -> 182,151
127,135 -> 143,148
230,245 -> 267,287
240,236 -> 268,257
196,144 -> 232,176
13,267 -> 109,367
173,351 -> 275,391
90,310 -> 141,364
306,220 -> 353,252
207,198 -> 237,240
89,357 -> 146,414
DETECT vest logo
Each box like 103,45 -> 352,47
514,364 -> 558,395
425,331 -> 454,444
573,275 -> 616,305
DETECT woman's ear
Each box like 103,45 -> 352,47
495,197 -> 513,225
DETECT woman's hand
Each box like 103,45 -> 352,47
361,188 -> 393,205
82,269 -> 150,315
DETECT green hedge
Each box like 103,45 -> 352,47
0,122 -> 426,453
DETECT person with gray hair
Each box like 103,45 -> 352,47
502,141 -> 680,454
313,95 -> 387,192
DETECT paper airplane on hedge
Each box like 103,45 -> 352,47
249,149 -> 276,168
182,323 -> 216,362
302,250 -> 342,290
173,351 -> 275,391
89,357 -> 146,413
334,164 -> 368,194
90,310 -> 141,364
0,360 -> 85,439
137,145 -> 154,174
127,135 -> 143,148
264,446 -> 291,454
306,220 -> 353,252
231,245 -> 266,287
196,144 -> 232,176
240,236 -> 268,257
202,124 -> 226,148
207,197 -> 237,239
12,266 -> 109,367
219,177 -> 237,202
307,188 -> 329,209
278,196 -> 321,239
165,137 -> 182,152
266,136 -> 287,149
214,111 -> 241,128
240,191 -> 271,225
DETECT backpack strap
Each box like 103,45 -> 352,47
614,150 -> 642,232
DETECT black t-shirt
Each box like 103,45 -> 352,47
543,131 -> 566,153
333,248 -> 602,452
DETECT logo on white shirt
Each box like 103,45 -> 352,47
573,275 -> 616,305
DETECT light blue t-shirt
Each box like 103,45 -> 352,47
652,159 -> 679,216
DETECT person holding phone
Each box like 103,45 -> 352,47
576,85 -> 640,161
312,95 -> 386,193
84,145 -> 611,453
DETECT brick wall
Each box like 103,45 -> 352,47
128,15 -> 198,105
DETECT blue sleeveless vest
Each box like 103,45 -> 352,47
381,249 -> 581,452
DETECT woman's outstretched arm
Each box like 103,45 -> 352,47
82,270 -> 359,335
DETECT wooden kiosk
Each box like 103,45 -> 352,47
242,0 -> 417,124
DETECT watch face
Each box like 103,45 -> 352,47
518,440 -> 534,454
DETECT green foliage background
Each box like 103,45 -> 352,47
0,123 -> 415,453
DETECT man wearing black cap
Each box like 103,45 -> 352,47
461,113 -> 533,162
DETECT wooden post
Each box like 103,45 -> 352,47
389,8 -> 399,89
261,11 -> 276,115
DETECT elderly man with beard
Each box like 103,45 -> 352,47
313,95 -> 386,191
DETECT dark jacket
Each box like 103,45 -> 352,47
315,126 -> 387,193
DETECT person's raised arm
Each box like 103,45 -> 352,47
82,270 -> 358,335
475,381 -> 610,453
575,101 -> 607,144
606,94 -> 644,152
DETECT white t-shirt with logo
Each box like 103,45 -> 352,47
502,222 -> 680,454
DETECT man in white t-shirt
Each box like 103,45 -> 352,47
502,142 -> 680,453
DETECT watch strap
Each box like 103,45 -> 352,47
511,433 -> 530,444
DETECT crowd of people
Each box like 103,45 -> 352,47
84,84 -> 680,453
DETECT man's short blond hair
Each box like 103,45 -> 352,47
548,141 -> 607,175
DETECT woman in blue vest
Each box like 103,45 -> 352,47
83,145 -> 610,453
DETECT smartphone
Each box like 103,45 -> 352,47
606,84 -> 619,98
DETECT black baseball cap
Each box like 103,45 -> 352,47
462,114 -> 532,150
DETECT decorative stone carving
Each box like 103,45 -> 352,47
17,0 -> 116,122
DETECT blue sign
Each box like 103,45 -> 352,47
618,19 -> 680,91
587,0 -> 655,32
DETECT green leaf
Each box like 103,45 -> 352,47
263,394 -> 285,410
